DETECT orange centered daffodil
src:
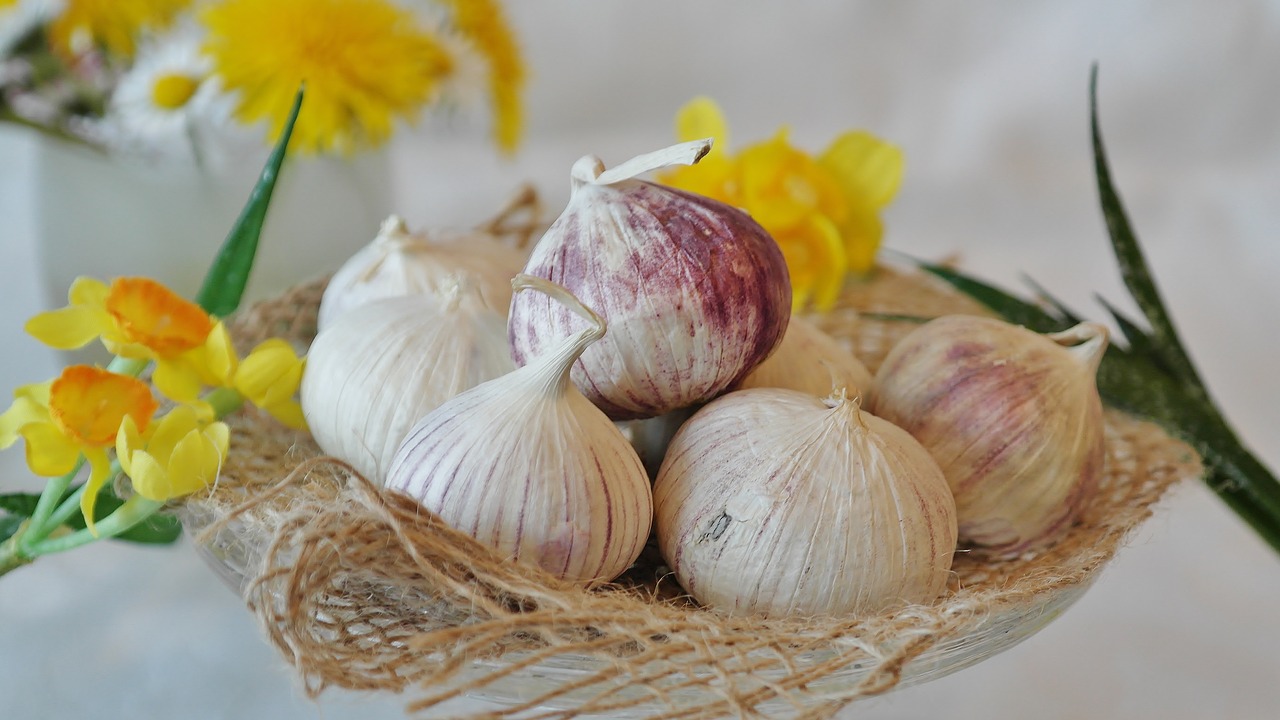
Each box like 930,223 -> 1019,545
117,406 -> 228,503
25,276 -> 228,403
0,366 -> 158,534
659,97 -> 905,312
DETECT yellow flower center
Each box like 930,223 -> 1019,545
151,72 -> 202,110
0,0 -> 19,12
105,277 -> 214,357
49,366 -> 158,447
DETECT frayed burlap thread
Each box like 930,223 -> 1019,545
184,268 -> 1202,719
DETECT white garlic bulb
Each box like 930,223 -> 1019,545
735,314 -> 874,400
870,315 -> 1108,556
318,204 -> 532,330
509,139 -> 792,420
386,276 -> 653,586
301,284 -> 512,483
654,388 -> 957,617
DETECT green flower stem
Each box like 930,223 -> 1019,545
1,532 -> 33,576
20,462 -> 84,553
25,496 -> 165,557
206,387 -> 246,418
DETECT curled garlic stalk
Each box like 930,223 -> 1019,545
870,315 -> 1108,556
509,139 -> 792,420
385,275 -> 653,585
654,387 -> 957,617
301,279 -> 512,483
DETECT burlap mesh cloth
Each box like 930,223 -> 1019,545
183,267 -> 1202,720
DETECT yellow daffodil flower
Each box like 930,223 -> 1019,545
117,406 -> 228,503
232,340 -> 307,430
0,366 -> 158,534
201,0 -> 453,155
659,97 -> 905,312
25,276 -> 228,404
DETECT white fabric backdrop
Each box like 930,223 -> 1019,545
2,1 -> 1279,717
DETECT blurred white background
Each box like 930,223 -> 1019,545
2,1 -> 1279,717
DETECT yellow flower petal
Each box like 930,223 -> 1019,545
122,450 -> 169,504
67,276 -> 109,307
79,448 -> 115,537
115,416 -> 145,478
262,399 -> 308,431
675,96 -> 729,153
234,340 -> 304,409
772,214 -> 848,313
0,393 -> 50,450
818,131 -> 905,210
156,428 -> 221,499
661,156 -> 739,206
24,306 -> 113,350
838,204 -> 885,275
18,421 -> 82,477
151,358 -> 205,404
192,322 -> 238,387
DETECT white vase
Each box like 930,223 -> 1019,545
31,136 -> 393,314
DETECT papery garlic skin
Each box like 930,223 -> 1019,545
301,288 -> 512,483
735,314 -> 874,400
386,276 -> 653,585
870,316 -> 1108,556
509,140 -> 792,420
318,215 -> 528,330
654,388 -> 957,617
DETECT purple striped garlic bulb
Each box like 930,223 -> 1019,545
385,275 -> 652,586
654,388 -> 957,617
509,139 -> 792,420
869,316 -> 1108,557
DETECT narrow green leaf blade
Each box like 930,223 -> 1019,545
1090,66 -> 1208,403
1,516 -> 23,543
194,87 -> 304,318
915,261 -> 1068,333
1094,294 -> 1163,361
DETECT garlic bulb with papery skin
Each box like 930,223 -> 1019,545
735,314 -> 874,400
386,275 -> 653,586
869,316 -> 1108,556
509,139 -> 792,420
318,200 -> 533,330
301,284 -> 512,483
654,388 -> 957,617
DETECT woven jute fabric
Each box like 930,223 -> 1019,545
184,268 -> 1202,720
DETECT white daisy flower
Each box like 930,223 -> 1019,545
102,29 -> 234,159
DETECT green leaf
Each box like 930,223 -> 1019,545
1,516 -> 24,543
63,488 -> 182,545
0,493 -> 41,517
1090,66 -> 1208,405
194,87 -> 305,318
1094,294 -> 1164,363
915,261 -> 1067,333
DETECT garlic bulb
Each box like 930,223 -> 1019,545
509,139 -> 792,420
317,193 -> 535,330
654,388 -> 957,617
386,275 -> 653,586
735,314 -> 874,400
869,315 -> 1108,556
301,284 -> 512,483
